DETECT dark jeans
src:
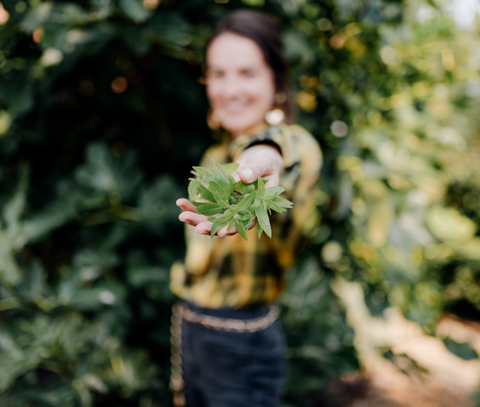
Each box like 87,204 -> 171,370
182,303 -> 284,407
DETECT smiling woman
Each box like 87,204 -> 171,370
171,10 -> 322,407
207,33 -> 276,136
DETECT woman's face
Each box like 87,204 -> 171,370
206,32 -> 276,137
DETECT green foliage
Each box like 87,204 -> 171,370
188,158 -> 293,239
1,0 -> 480,404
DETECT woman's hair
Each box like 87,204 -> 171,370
208,10 -> 294,124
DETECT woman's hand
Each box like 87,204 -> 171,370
235,144 -> 284,187
177,144 -> 284,236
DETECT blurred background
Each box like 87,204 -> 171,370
1,0 -> 480,406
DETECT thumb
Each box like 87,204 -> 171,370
238,167 -> 256,183
238,160 -> 268,184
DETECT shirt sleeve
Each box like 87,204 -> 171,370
273,125 -> 322,269
229,124 -> 301,171
230,124 -> 323,269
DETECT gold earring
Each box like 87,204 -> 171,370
207,109 -> 222,130
265,108 -> 285,126
265,92 -> 286,125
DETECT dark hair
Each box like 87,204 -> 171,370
208,10 -> 294,124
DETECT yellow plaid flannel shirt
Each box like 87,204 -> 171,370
170,123 -> 322,308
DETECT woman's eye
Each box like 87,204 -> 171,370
208,71 -> 223,79
243,70 -> 256,78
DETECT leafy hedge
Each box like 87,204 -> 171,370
1,0 -> 480,405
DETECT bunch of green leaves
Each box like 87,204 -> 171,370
188,158 -> 293,240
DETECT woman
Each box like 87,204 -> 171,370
171,10 -> 322,407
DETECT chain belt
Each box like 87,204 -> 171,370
170,302 -> 280,406
182,303 -> 279,333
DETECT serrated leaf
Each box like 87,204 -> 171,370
235,219 -> 248,241
257,176 -> 265,199
192,202 -> 223,216
265,199 -> 287,213
242,218 -> 252,230
236,193 -> 256,212
211,222 -> 224,238
188,179 -> 200,199
192,166 -> 212,178
198,185 -> 215,203
210,180 -> 231,205
239,212 -> 253,221
265,186 -> 285,197
231,195 -> 241,204
243,183 -> 255,195
255,204 -> 271,238
221,163 -> 239,174
233,181 -> 244,194
256,221 -> 263,239
208,209 -> 234,225
209,156 -> 236,188
212,172 -> 233,195
272,196 -> 293,208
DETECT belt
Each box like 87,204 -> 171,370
180,302 -> 279,333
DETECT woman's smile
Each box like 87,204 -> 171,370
206,32 -> 276,137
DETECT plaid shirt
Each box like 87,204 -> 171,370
170,123 -> 322,308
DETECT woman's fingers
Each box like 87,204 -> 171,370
217,219 -> 256,237
217,224 -> 237,237
195,221 -> 214,235
179,210 -> 256,238
179,211 -> 209,227
176,198 -> 198,213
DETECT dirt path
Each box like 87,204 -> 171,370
332,278 -> 480,407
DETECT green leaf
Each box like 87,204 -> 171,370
233,181 -> 244,194
255,204 -> 271,238
272,196 -> 293,208
198,185 -> 215,203
20,3 -> 52,33
256,221 -> 263,239
192,202 -> 224,216
227,219 -> 236,231
211,222 -> 224,238
242,217 -> 252,231
221,162 -> 239,174
210,180 -> 231,204
265,199 -> 287,213
256,176 -> 266,199
265,186 -> 285,197
208,209 -> 234,225
192,166 -> 212,178
188,178 -> 200,199
235,219 -> 248,241
3,165 -> 28,229
209,156 -> 236,188
236,193 -> 256,212
23,204 -> 76,244
119,0 -> 151,23
243,183 -> 255,195
239,211 -> 253,221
